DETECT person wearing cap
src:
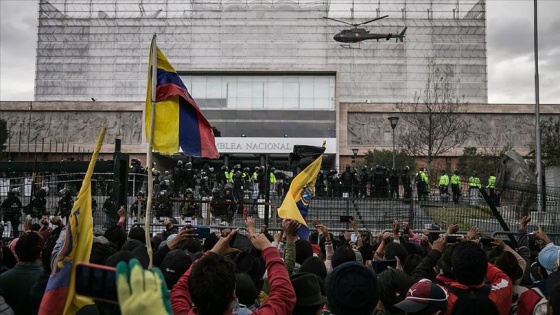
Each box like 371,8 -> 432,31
535,225 -> 559,275
325,261 -> 379,315
394,279 -> 448,315
160,250 -> 193,290
290,272 -> 327,315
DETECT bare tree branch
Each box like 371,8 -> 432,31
397,58 -> 475,173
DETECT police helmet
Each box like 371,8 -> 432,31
37,188 -> 47,197
244,167 -> 250,172
270,167 -> 276,172
403,165 -> 410,172
186,188 -> 193,195
186,162 -> 192,168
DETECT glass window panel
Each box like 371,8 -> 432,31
206,76 -> 223,98
300,81 -> 314,98
268,82 -> 283,98
314,80 -> 330,99
300,98 -> 314,109
226,81 -> 237,97
237,82 -> 252,97
267,97 -> 283,109
283,97 -> 299,110
252,82 -> 264,109
237,97 -> 252,109
314,97 -> 331,109
191,77 -> 207,98
283,82 -> 299,98
227,93 -> 237,109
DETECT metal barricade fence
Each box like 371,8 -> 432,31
2,172 -> 560,239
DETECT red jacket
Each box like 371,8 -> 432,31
170,247 -> 296,315
444,263 -> 513,315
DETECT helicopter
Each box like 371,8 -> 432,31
323,15 -> 407,45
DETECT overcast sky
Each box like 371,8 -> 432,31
1,0 -> 559,104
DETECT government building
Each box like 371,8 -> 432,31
1,0 -> 557,171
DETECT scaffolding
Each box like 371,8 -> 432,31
35,0 -> 487,104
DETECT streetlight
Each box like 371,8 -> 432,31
388,116 -> 399,170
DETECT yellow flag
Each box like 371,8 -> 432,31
277,154 -> 323,226
39,126 -> 106,315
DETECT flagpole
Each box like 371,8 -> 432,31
145,34 -> 157,269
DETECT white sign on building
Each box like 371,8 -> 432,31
214,138 -> 337,154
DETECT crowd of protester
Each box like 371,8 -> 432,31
0,204 -> 559,315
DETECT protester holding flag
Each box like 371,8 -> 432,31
278,143 -> 326,240
38,127 -> 106,315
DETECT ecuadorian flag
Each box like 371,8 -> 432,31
145,37 -> 219,158
278,144 -> 325,240
39,126 -> 106,315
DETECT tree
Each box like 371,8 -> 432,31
539,117 -> 560,167
397,58 -> 473,174
362,149 -> 416,172
456,147 -> 500,185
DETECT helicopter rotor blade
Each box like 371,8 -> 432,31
322,16 -> 355,26
357,15 -> 389,26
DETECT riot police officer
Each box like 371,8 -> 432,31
1,189 -> 23,237
173,160 -> 185,196
25,187 -> 47,220
102,193 -> 118,228
154,190 -> 173,219
56,188 -> 74,219
180,188 -> 200,219
389,169 -> 399,199
402,166 -> 413,202
130,191 -> 147,219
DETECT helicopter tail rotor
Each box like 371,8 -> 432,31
397,27 -> 407,42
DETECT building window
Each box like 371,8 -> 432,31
180,74 -> 335,110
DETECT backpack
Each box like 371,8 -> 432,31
517,287 -> 548,315
446,285 -> 499,314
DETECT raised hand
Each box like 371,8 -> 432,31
245,217 -> 255,235
519,215 -> 531,230
211,229 -> 240,255
432,237 -> 447,253
249,232 -> 275,251
446,224 -> 460,235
